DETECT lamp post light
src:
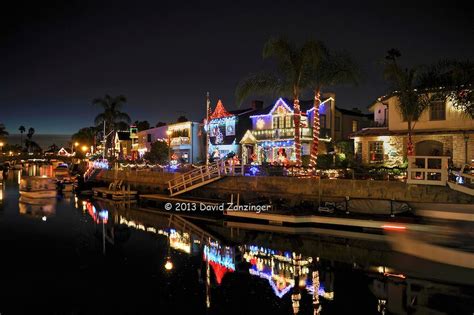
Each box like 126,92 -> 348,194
0,142 -> 4,155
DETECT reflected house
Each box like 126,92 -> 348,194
167,121 -> 201,164
242,245 -> 334,301
352,92 -> 474,167
114,125 -> 139,160
203,243 -> 235,285
206,100 -> 261,160
19,197 -> 57,219
137,125 -> 168,158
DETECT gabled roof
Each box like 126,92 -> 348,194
210,100 -> 233,119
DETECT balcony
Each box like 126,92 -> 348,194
170,137 -> 190,146
252,128 -> 313,140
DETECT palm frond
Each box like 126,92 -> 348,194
235,71 -> 284,105
94,113 -> 106,126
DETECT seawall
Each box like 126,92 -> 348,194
95,170 -> 474,204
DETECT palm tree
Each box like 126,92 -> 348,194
384,49 -> 431,156
18,125 -> 25,147
236,37 -> 316,166
25,127 -> 35,153
0,124 -> 8,137
417,59 -> 474,118
72,127 -> 97,147
93,94 -> 131,158
305,41 -> 359,170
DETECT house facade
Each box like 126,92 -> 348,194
206,100 -> 258,160
239,95 -> 369,165
137,125 -> 168,158
114,126 -> 138,160
167,121 -> 201,164
352,94 -> 474,167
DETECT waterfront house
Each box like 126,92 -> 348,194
206,100 -> 261,160
114,125 -> 139,160
137,125 -> 168,158
351,93 -> 474,167
166,121 -> 201,164
239,95 -> 370,164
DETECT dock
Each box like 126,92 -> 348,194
92,187 -> 138,200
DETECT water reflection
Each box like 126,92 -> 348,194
18,196 -> 57,219
0,169 -> 473,314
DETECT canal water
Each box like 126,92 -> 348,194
0,170 -> 473,314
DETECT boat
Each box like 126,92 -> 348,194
54,162 -> 70,178
387,231 -> 474,269
19,176 -> 57,199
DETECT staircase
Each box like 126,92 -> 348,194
168,160 -> 246,196
448,164 -> 474,196
168,160 -> 225,196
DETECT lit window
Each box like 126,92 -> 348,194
430,101 -> 446,121
369,141 -> 384,163
352,120 -> 358,132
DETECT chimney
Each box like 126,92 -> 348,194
251,100 -> 263,110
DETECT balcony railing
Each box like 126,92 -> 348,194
170,137 -> 190,146
252,128 -> 313,140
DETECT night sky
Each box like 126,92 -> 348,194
1,0 -> 473,135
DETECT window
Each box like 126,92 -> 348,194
368,141 -> 384,163
352,120 -> 358,132
147,134 -> 152,143
272,116 -> 279,129
320,114 -> 327,129
285,116 -> 291,129
430,101 -> 446,120
335,117 -> 341,131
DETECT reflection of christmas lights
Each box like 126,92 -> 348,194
249,269 -> 294,298
203,244 -> 235,285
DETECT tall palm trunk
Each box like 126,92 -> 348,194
407,121 -> 414,156
293,99 -> 302,167
310,89 -> 321,171
20,133 -> 23,148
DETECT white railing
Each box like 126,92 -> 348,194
448,164 -> 474,195
406,156 -> 449,186
168,160 -> 224,195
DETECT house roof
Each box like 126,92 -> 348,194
210,100 -> 233,119
336,107 -> 371,117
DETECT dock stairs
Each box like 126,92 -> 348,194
168,160 -> 244,196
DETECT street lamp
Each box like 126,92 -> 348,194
81,145 -> 88,153
0,142 -> 4,155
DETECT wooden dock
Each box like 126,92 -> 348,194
92,187 -> 138,200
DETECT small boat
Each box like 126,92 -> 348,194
387,231 -> 474,269
19,176 -> 57,199
54,163 -> 70,178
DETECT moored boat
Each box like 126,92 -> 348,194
19,176 -> 57,199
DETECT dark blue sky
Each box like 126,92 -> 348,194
1,0 -> 473,135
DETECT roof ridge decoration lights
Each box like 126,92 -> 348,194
210,99 -> 233,120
